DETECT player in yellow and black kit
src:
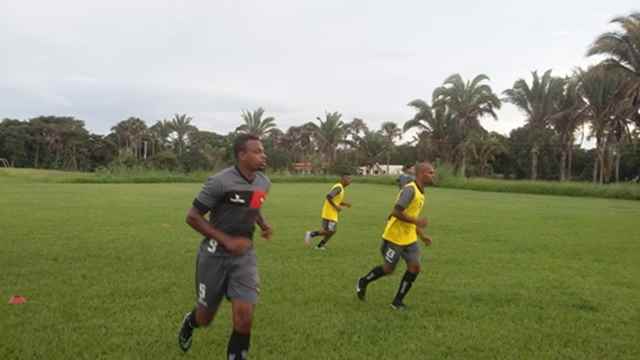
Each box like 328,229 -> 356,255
356,162 -> 435,309
304,174 -> 352,250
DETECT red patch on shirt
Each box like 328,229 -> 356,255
250,191 -> 267,209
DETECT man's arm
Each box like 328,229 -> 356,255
256,209 -> 273,240
390,205 -> 427,227
185,207 -> 250,255
326,186 -> 343,211
326,195 -> 342,212
389,186 -> 427,228
416,227 -> 432,246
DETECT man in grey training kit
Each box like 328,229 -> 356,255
178,134 -> 272,359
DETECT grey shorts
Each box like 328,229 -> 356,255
380,239 -> 421,268
321,219 -> 337,233
195,241 -> 259,310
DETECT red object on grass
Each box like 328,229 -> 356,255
8,295 -> 27,304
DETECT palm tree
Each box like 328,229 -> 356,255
309,111 -> 347,169
344,118 -> 369,167
380,121 -> 401,174
469,131 -> 507,177
347,118 -> 368,139
236,108 -> 277,137
281,125 -> 314,163
579,66 -> 629,183
355,129 -> 386,165
548,75 -> 586,181
404,96 -> 456,164
149,119 -> 173,156
111,117 -> 148,159
503,70 -> 565,180
170,114 -> 194,155
433,74 -> 501,176
587,12 -> 640,110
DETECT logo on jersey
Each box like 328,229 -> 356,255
229,193 -> 246,204
250,191 -> 267,209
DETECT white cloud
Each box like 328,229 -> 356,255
2,0 -> 637,141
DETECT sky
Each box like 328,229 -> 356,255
1,0 -> 637,143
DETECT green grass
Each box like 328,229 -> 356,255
3,167 -> 639,200
1,180 -> 639,359
440,176 -> 640,201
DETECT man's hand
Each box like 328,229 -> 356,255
421,235 -> 433,246
221,236 -> 252,255
261,225 -> 273,240
415,218 -> 428,228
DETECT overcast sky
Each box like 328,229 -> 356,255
1,1 -> 637,141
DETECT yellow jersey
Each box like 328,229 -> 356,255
382,181 -> 425,245
321,183 -> 345,222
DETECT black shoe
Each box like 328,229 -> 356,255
178,312 -> 194,352
390,301 -> 407,310
356,278 -> 367,301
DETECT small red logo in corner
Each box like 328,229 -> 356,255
250,191 -> 267,209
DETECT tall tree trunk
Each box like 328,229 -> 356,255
559,149 -> 567,181
460,151 -> 467,178
592,155 -> 598,184
599,147 -> 605,184
567,144 -> 573,181
615,148 -> 621,183
531,144 -> 539,180
34,145 -> 40,168
386,152 -> 390,175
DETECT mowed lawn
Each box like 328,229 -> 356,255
1,180 -> 639,359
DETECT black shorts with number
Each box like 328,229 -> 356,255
321,219 -> 337,233
195,239 -> 260,311
380,239 -> 421,268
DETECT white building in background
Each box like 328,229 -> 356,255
358,163 -> 404,176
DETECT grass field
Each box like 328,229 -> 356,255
1,178 -> 639,359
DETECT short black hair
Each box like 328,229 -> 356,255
233,134 -> 261,159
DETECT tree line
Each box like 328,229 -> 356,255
1,12 -> 639,183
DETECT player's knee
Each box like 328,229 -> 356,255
233,309 -> 253,333
383,264 -> 395,274
196,307 -> 214,327
408,264 -> 421,274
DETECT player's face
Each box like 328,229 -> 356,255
342,175 -> 352,186
422,166 -> 436,185
239,140 -> 267,171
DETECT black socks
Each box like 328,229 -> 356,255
361,265 -> 386,285
393,271 -> 418,304
227,330 -> 250,360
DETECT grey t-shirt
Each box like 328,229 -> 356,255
327,186 -> 342,199
396,185 -> 415,210
193,166 -> 271,254
397,174 -> 415,189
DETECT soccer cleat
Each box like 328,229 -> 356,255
356,278 -> 366,301
304,231 -> 312,246
390,302 -> 407,310
178,312 -> 194,352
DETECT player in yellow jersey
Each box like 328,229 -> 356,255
304,173 -> 352,250
356,162 -> 435,309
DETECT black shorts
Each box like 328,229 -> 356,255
321,219 -> 337,233
380,239 -> 421,269
195,240 -> 260,310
